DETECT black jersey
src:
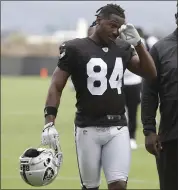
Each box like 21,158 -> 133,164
58,37 -> 134,127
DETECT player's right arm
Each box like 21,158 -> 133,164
44,67 -> 69,124
44,42 -> 74,124
41,42 -> 75,151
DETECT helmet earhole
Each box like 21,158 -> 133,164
24,148 -> 40,158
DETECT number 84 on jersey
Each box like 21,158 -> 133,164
87,57 -> 123,96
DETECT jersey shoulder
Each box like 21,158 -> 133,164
60,38 -> 88,50
58,38 -> 90,72
59,38 -> 88,59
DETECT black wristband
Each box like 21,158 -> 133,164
143,129 -> 156,136
143,125 -> 156,136
44,106 -> 57,118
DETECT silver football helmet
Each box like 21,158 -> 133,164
19,147 -> 62,186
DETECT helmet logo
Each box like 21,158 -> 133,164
43,168 -> 54,182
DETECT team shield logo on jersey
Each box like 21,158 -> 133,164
102,47 -> 108,52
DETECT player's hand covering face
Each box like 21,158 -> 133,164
97,14 -> 125,45
119,23 -> 141,47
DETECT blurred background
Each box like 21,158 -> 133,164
1,1 -> 177,75
1,1 -> 177,189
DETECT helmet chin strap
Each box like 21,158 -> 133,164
53,143 -> 63,168
53,151 -> 63,167
38,142 -> 63,168
54,143 -> 59,154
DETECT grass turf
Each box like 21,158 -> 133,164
1,77 -> 159,189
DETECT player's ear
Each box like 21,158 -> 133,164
96,17 -> 100,25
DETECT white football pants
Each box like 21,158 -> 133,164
74,126 -> 131,188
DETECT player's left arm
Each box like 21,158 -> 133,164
119,23 -> 157,80
127,43 -> 157,80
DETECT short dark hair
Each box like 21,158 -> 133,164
95,4 -> 125,19
90,21 -> 97,27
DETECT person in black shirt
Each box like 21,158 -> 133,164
41,4 -> 156,190
141,8 -> 178,190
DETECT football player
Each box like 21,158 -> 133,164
88,24 -> 147,150
42,4 -> 157,190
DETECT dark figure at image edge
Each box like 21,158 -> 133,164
141,5 -> 178,190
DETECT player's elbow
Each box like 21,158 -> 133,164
143,71 -> 157,82
49,81 -> 62,96
149,67 -> 157,80
142,60 -> 157,81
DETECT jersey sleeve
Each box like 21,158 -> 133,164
57,42 -> 76,74
125,44 -> 136,64
116,39 -> 136,67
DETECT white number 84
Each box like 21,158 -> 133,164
87,57 -> 123,95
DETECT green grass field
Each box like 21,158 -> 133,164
1,77 -> 159,189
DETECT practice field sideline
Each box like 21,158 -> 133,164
1,77 -> 159,189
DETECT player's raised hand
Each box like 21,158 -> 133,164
145,132 -> 162,158
41,122 -> 60,153
119,23 -> 141,47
